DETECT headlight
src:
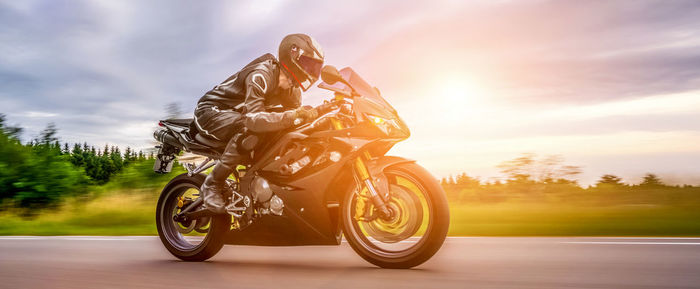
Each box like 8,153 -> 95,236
366,114 -> 402,135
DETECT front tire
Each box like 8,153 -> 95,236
342,162 -> 450,269
156,173 -> 230,261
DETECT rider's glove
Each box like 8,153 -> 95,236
294,107 -> 318,123
317,100 -> 340,115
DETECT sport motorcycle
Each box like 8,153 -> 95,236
152,65 -> 449,268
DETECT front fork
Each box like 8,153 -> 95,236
330,118 -> 392,219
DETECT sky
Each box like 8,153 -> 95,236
1,0 -> 699,185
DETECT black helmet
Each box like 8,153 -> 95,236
278,33 -> 324,91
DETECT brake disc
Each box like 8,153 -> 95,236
361,184 -> 423,243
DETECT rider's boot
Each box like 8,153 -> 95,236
200,137 -> 243,214
200,162 -> 233,214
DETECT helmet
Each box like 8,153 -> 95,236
278,33 -> 324,91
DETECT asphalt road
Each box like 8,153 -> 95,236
1,236 -> 699,289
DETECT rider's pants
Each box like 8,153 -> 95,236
195,105 -> 245,212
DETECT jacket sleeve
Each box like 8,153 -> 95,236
279,87 -> 302,109
243,70 -> 297,133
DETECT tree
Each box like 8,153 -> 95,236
110,146 -> 123,172
640,173 -> 664,187
498,153 -> 581,183
0,121 -> 86,213
596,174 -> 624,187
37,123 -> 59,146
0,113 -> 23,140
124,147 -> 133,165
455,173 -> 480,188
52,140 -> 62,155
498,153 -> 536,181
70,143 -> 84,167
0,119 -> 148,210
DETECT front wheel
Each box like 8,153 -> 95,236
342,162 -> 450,269
156,173 -> 230,261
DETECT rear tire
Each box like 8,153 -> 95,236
342,162 -> 449,269
156,173 -> 230,262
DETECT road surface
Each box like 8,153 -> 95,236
0,236 -> 699,289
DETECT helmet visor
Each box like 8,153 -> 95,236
298,55 -> 323,80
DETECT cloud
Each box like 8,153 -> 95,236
23,111 -> 57,118
352,0 -> 700,104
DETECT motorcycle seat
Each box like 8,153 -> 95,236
194,133 -> 227,150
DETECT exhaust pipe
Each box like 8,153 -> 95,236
154,129 -> 181,147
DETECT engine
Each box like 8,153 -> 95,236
251,176 -> 284,216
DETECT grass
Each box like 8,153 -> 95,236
0,191 -> 158,235
448,203 -> 700,236
2,189 -> 700,236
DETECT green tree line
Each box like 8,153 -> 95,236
0,114 -> 155,211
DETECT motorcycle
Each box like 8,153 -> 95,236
152,65 -> 449,269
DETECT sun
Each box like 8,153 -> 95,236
443,79 -> 482,104
434,75 -> 489,118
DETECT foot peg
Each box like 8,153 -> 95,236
226,191 -> 250,218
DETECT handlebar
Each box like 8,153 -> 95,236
316,99 -> 343,115
293,98 -> 346,132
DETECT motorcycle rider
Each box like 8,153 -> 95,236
194,34 -> 325,213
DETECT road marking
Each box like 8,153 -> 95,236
564,241 -> 700,245
60,237 -> 137,241
0,237 -> 42,240
2,236 -> 700,244
577,237 -> 700,240
0,236 -> 141,241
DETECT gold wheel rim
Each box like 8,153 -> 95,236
353,175 -> 428,245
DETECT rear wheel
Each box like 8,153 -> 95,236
342,162 -> 449,269
156,173 -> 230,261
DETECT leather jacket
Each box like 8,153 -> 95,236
196,53 -> 302,133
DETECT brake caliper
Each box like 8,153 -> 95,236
354,187 -> 373,221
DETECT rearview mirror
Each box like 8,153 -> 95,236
321,65 -> 343,85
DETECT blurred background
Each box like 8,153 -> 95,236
1,0 -> 699,236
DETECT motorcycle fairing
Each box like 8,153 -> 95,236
224,154 -> 416,246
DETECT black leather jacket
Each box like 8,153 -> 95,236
196,53 -> 301,133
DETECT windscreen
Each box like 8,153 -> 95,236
337,67 -> 396,113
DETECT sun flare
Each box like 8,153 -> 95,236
432,75 -> 490,119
